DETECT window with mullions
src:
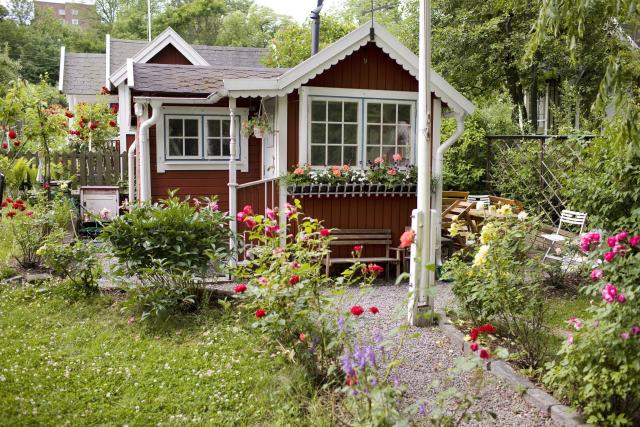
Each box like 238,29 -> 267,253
167,117 -> 200,158
365,102 -> 412,162
309,99 -> 359,166
205,118 -> 231,158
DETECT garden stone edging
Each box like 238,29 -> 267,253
437,312 -> 591,427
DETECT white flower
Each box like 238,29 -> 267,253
473,244 -> 490,267
517,211 -> 528,221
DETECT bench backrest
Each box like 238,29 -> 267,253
329,229 -> 393,246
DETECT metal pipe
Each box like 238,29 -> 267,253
310,0 -> 324,55
137,101 -> 162,202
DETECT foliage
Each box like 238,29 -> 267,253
0,44 -> 20,92
67,99 -> 119,152
241,113 -> 272,138
38,239 -> 103,294
545,230 -> 640,425
445,215 -> 553,368
101,192 -> 231,277
0,283 -> 311,425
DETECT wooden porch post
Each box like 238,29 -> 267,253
228,97 -> 238,264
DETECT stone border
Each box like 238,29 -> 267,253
438,314 -> 590,427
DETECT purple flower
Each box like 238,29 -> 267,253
364,345 -> 376,367
341,351 -> 355,376
418,403 -> 426,416
620,332 -> 630,340
337,316 -> 345,331
353,345 -> 366,369
392,375 -> 400,387
631,325 -> 640,335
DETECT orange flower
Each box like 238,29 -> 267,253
399,230 -> 415,248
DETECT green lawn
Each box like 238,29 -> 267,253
0,283 -> 309,426
546,293 -> 593,332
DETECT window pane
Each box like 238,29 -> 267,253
327,145 -> 341,165
310,145 -> 325,165
343,146 -> 357,165
327,101 -> 342,122
207,139 -> 220,157
367,125 -> 380,146
397,124 -> 411,146
222,139 -> 230,156
168,138 -> 182,156
311,101 -> 326,121
168,119 -> 183,137
381,146 -> 396,161
344,102 -> 358,122
366,146 -> 380,162
343,124 -> 357,145
184,119 -> 199,137
367,103 -> 381,123
311,123 -> 326,144
398,104 -> 411,123
383,104 -> 396,123
221,120 -> 230,137
208,120 -> 220,138
327,123 -> 342,144
382,125 -> 396,146
184,138 -> 199,156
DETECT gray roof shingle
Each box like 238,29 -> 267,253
110,39 -> 147,73
63,53 -> 105,95
132,63 -> 287,95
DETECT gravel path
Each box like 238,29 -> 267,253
344,281 -> 558,427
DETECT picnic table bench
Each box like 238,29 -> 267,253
324,229 -> 402,278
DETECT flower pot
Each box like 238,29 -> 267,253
253,127 -> 264,139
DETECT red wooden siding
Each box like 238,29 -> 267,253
286,91 -> 299,170
148,44 -> 192,65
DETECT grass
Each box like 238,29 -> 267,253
0,283 -> 311,426
546,292 -> 592,331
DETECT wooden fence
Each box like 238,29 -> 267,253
18,151 -> 128,188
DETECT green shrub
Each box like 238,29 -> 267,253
100,192 -> 231,276
544,231 -> 640,425
38,239 -> 102,294
444,215 -> 552,368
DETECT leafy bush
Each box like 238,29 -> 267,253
38,239 -> 102,294
444,215 -> 552,368
544,230 -> 640,425
100,192 -> 231,276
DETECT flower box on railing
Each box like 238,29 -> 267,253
287,183 -> 417,198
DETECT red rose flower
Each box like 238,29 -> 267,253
6,211 -> 17,218
43,183 -> 50,189
15,199 -> 24,205
89,122 -> 98,130
350,305 -> 364,316
346,373 -> 357,386
255,308 -> 266,318
479,324 -> 496,334
479,349 -> 490,359
320,228 -> 331,237
13,140 -> 20,147
18,205 -> 25,211
26,211 -> 33,217
289,275 -> 300,286
0,202 -> 7,208
1,143 -> 7,150
109,120 -> 117,127
242,204 -> 253,215
367,264 -> 384,274
5,198 -> 13,203
470,342 -> 478,352
8,130 -> 17,139
354,245 -> 363,252
369,306 -> 379,314
470,327 -> 479,342
65,111 -> 74,118
234,283 -> 247,293
11,203 -> 20,209
79,121 -> 85,128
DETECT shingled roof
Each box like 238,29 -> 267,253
63,53 -> 105,95
132,63 -> 287,95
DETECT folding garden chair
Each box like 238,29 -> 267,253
467,194 -> 490,208
541,209 -> 587,263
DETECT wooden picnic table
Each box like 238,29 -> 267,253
468,209 -> 518,232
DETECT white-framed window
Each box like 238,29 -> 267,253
156,106 -> 249,173
301,87 -> 417,168
71,9 -> 79,15
71,19 -> 79,25
309,99 -> 360,166
166,116 -> 201,159
364,101 -> 413,162
58,9 -> 65,15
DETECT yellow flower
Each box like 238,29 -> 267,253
479,223 -> 498,244
497,204 -> 513,216
449,221 -> 462,237
473,245 -> 490,267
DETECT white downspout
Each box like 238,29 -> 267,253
137,101 -> 161,202
434,112 -> 465,263
228,97 -> 238,264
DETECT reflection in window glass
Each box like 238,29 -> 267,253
365,102 -> 413,163
309,99 -> 359,166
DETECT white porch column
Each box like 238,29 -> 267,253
228,97 -> 238,263
409,0 -> 434,326
277,95 -> 288,246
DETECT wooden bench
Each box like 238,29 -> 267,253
324,229 -> 402,279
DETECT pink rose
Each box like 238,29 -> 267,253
392,153 -> 403,162
266,208 -> 276,221
342,164 -> 350,171
616,293 -> 626,303
603,251 -> 616,263
374,156 -> 384,165
629,235 -> 640,247
591,268 -> 603,281
236,211 -> 246,222
601,282 -> 617,303
620,332 -> 630,340
387,168 -> 397,176
293,167 -> 305,175
616,231 -> 629,242
607,236 -> 617,248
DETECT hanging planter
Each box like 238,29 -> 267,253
242,100 -> 273,139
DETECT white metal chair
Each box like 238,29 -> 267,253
467,195 -> 491,205
541,210 -> 587,263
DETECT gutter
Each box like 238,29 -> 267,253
136,100 -> 162,202
434,112 -> 465,264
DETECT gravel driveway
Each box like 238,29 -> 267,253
343,281 -> 558,427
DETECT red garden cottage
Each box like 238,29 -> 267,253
59,21 -> 474,256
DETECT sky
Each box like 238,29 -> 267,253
254,0 -> 344,23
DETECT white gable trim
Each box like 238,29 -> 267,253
110,27 -> 209,87
224,20 -> 475,116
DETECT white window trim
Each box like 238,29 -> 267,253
299,86 -> 418,168
71,19 -> 79,25
308,96 -> 362,167
58,9 -> 65,15
155,105 -> 249,173
165,115 -> 202,160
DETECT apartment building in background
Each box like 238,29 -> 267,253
34,0 -> 97,29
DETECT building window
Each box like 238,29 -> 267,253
204,118 -> 231,158
166,117 -> 201,159
58,9 -> 65,15
365,101 -> 413,162
309,99 -> 359,166
71,9 -> 79,15
71,19 -> 79,25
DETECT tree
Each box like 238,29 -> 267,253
215,4 -> 292,48
0,44 -> 20,92
156,0 -> 226,45
95,0 -> 121,27
6,0 -> 32,25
